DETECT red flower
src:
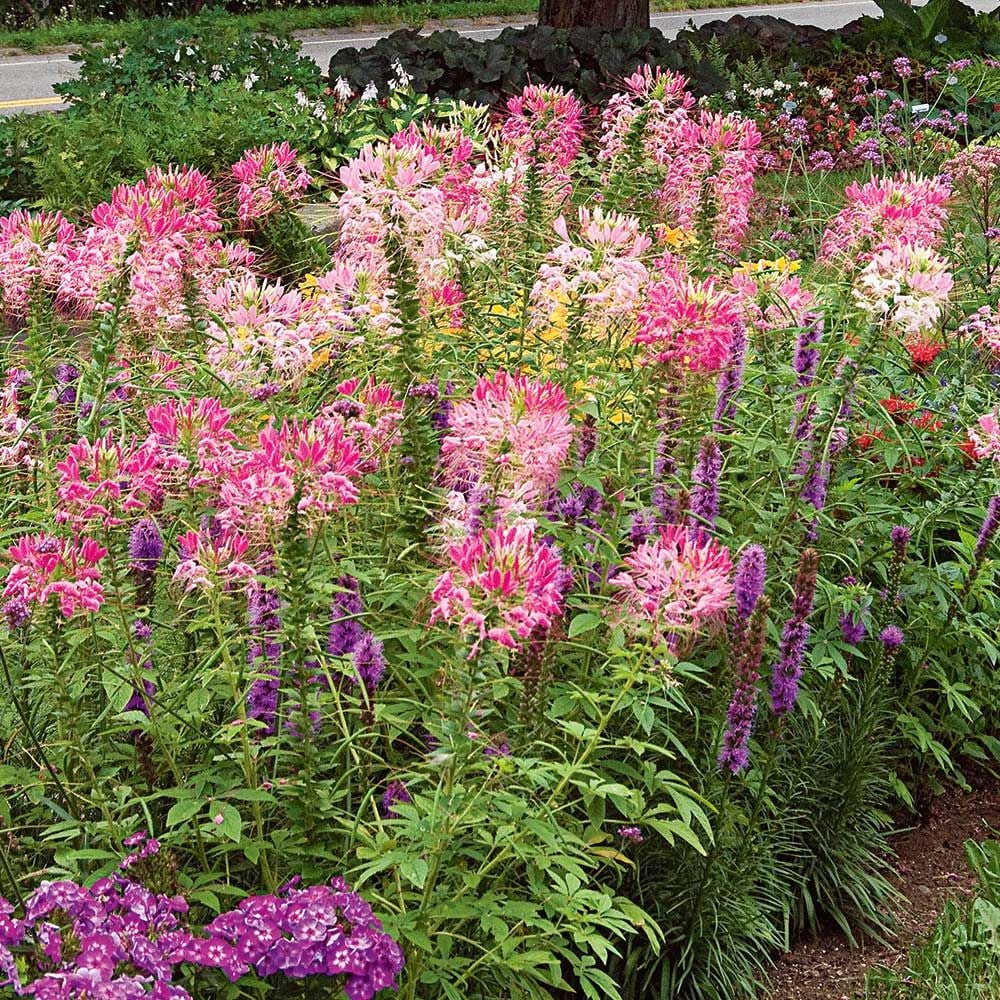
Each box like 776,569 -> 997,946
881,397 -> 917,422
906,338 -> 944,370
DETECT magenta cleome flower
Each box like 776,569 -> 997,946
611,524 -> 734,638
441,371 -> 572,511
429,518 -> 567,656
3,533 -> 107,621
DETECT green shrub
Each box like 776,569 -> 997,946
327,25 -> 728,105
54,11 -> 322,108
2,84 -> 321,212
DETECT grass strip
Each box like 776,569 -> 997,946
1,0 -> 809,53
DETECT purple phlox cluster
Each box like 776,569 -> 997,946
204,877 -> 405,998
617,826 -> 643,843
246,582 -> 282,736
53,363 -> 80,408
3,598 -> 30,631
0,852 -> 403,1000
689,436 -> 722,535
770,549 -> 819,715
381,780 -> 411,819
119,829 -> 161,870
713,324 -> 747,434
483,734 -> 512,759
327,575 -> 387,693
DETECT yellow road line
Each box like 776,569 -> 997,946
0,95 -> 63,109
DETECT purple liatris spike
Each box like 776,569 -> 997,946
879,624 -> 904,649
381,780 -> 411,818
792,318 -> 823,388
247,584 -> 282,736
124,668 -> 156,718
352,632 -> 386,691
839,612 -> 867,645
690,436 -> 722,533
327,576 -> 364,657
733,545 -> 767,626
430,380 -> 454,432
630,509 -> 657,547
719,595 -> 770,773
713,324 -> 747,434
769,549 -> 819,715
890,525 -> 911,559
975,496 -> 1000,561
770,618 -> 812,714
129,519 -> 163,575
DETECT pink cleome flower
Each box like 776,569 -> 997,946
503,84 -> 585,170
968,410 -> 1000,461
4,533 -> 107,620
441,371 -> 572,510
530,207 -> 651,335
219,416 -> 363,537
145,397 -> 239,490
659,111 -> 762,254
611,524 -> 733,637
232,142 -> 311,225
429,518 -> 567,655
56,434 -> 164,529
0,210 -> 76,319
635,256 -> 745,374
818,173 -> 951,264
173,527 -> 257,594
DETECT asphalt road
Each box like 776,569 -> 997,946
0,0 -> 995,115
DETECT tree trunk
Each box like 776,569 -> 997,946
538,0 -> 649,30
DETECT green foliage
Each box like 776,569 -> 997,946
327,25 -> 727,105
866,840 -> 1000,999
0,85 -> 320,211
54,11 -> 322,107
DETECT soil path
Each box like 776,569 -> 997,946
766,779 -> 1000,1000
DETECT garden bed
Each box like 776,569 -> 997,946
770,778 -> 1000,998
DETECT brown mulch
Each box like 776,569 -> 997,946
765,778 -> 1000,1000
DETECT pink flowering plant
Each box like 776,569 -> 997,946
2,67 -> 1000,1000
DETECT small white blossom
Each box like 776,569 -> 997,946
243,73 -> 260,91
390,58 -> 412,90
334,76 -> 354,101
360,81 -> 379,102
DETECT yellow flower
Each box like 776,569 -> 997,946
734,256 -> 801,277
662,226 -> 695,249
